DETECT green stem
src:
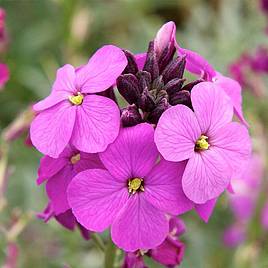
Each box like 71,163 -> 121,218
91,233 -> 105,253
104,237 -> 117,268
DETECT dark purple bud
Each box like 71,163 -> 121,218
137,87 -> 155,112
137,71 -> 151,93
155,89 -> 168,104
158,44 -> 176,73
181,79 -> 204,92
121,105 -> 142,127
123,49 -> 139,75
143,41 -> 159,81
169,90 -> 192,107
164,78 -> 185,96
151,75 -> 164,91
148,97 -> 169,124
161,56 -> 186,83
117,74 -> 140,104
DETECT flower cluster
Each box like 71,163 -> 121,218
31,21 -> 251,264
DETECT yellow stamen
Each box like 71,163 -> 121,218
128,178 -> 144,194
69,92 -> 84,105
70,153 -> 80,164
195,135 -> 210,150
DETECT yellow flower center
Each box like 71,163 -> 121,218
70,153 -> 81,164
69,92 -> 84,105
128,178 -> 144,194
195,135 -> 210,150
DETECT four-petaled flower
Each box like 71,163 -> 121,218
30,45 -> 127,158
67,123 -> 193,251
155,82 -> 251,204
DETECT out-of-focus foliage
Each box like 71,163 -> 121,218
0,0 -> 267,267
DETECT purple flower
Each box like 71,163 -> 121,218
223,223 -> 246,248
228,154 -> 263,222
0,63 -> 9,89
37,146 -> 103,215
67,123 -> 193,251
30,45 -> 127,158
37,202 -> 90,240
155,82 -> 251,203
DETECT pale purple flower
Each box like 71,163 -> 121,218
228,154 -> 263,222
37,146 -> 103,215
37,202 -> 90,240
138,21 -> 249,126
223,223 -> 246,248
30,45 -> 127,158
155,82 -> 251,204
68,123 -> 193,251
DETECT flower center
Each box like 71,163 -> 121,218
69,92 -> 84,105
128,178 -> 144,194
195,135 -> 210,151
70,153 -> 80,164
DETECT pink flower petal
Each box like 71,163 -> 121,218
76,45 -> 127,93
67,169 -> 128,232
213,75 -> 249,127
176,45 -> 216,80
37,155 -> 68,185
210,122 -> 251,176
182,150 -> 231,204
30,101 -> 76,158
52,64 -> 76,93
0,63 -> 9,89
135,53 -> 146,70
111,194 -> 169,252
223,224 -> 246,248
155,104 -> 201,162
191,82 -> 233,136
46,165 -> 74,214
195,198 -> 217,222
144,160 -> 193,215
100,123 -> 158,181
33,91 -> 69,112
55,209 -> 76,230
71,95 -> 120,153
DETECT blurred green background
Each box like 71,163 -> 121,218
0,0 -> 268,267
